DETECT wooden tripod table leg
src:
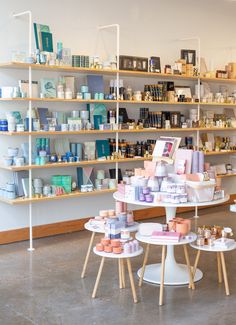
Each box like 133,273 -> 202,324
81,231 -> 96,278
220,252 -> 230,296
121,258 -> 126,288
183,245 -> 195,290
92,257 -> 105,298
159,245 -> 166,306
217,252 -> 223,284
138,243 -> 150,287
189,250 -> 201,289
126,258 -> 138,303
118,259 -> 123,289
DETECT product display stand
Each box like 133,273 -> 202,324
81,221 -> 139,278
113,192 -> 229,285
92,246 -> 143,303
190,242 -> 236,295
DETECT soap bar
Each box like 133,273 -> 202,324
113,246 -> 122,254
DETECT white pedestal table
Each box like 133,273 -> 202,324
113,192 -> 229,286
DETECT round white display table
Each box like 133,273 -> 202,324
190,242 -> 236,295
113,192 -> 230,286
81,221 -> 139,278
92,247 -> 143,303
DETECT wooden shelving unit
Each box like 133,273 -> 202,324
0,188 -> 116,205
1,58 -> 236,247
0,157 -> 151,171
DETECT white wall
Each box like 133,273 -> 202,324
0,0 -> 236,232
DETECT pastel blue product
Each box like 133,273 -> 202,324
108,94 -> 114,100
98,93 -> 104,100
6,183 -> 15,192
94,115 -> 103,130
76,143 -> 83,160
35,157 -> 41,165
70,143 -> 77,156
40,157 -> 46,165
94,93 -> 99,100
25,118 -> 33,131
7,191 -> 16,200
57,42 -> 63,60
81,85 -> 89,93
83,92 -> 91,100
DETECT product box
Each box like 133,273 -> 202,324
64,76 -> 76,98
227,62 -> 236,79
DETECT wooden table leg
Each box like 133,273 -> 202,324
183,245 -> 195,290
159,245 -> 166,306
118,259 -> 123,289
138,243 -> 150,287
220,252 -> 230,296
92,257 -> 105,298
121,258 -> 126,288
217,252 -> 223,284
81,231 -> 96,278
126,258 -> 138,303
189,249 -> 201,289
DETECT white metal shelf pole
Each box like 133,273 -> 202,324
179,37 -> 201,219
97,24 -> 120,181
13,10 -> 34,251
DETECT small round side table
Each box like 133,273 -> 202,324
190,242 -> 236,295
136,232 -> 197,306
92,247 -> 143,303
81,221 -> 139,278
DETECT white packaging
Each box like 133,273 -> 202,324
186,180 -> 215,203
1,87 -> 14,98
139,223 -> 163,236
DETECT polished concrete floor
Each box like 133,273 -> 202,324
0,205 -> 236,325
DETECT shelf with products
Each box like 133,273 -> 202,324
0,62 -> 198,80
2,127 -> 236,137
0,157 -> 152,171
2,97 -> 236,107
217,173 -> 236,178
4,62 -> 236,83
204,150 -> 236,156
0,188 -> 116,205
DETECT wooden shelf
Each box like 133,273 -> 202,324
0,157 -> 151,171
217,173 -> 236,178
0,127 -> 235,137
0,62 -> 198,80
0,62 -> 119,75
1,96 -> 236,107
200,76 -> 236,83
204,150 -> 236,156
0,97 -> 198,105
2,62 -> 236,83
0,188 -> 116,205
0,98 -> 117,103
